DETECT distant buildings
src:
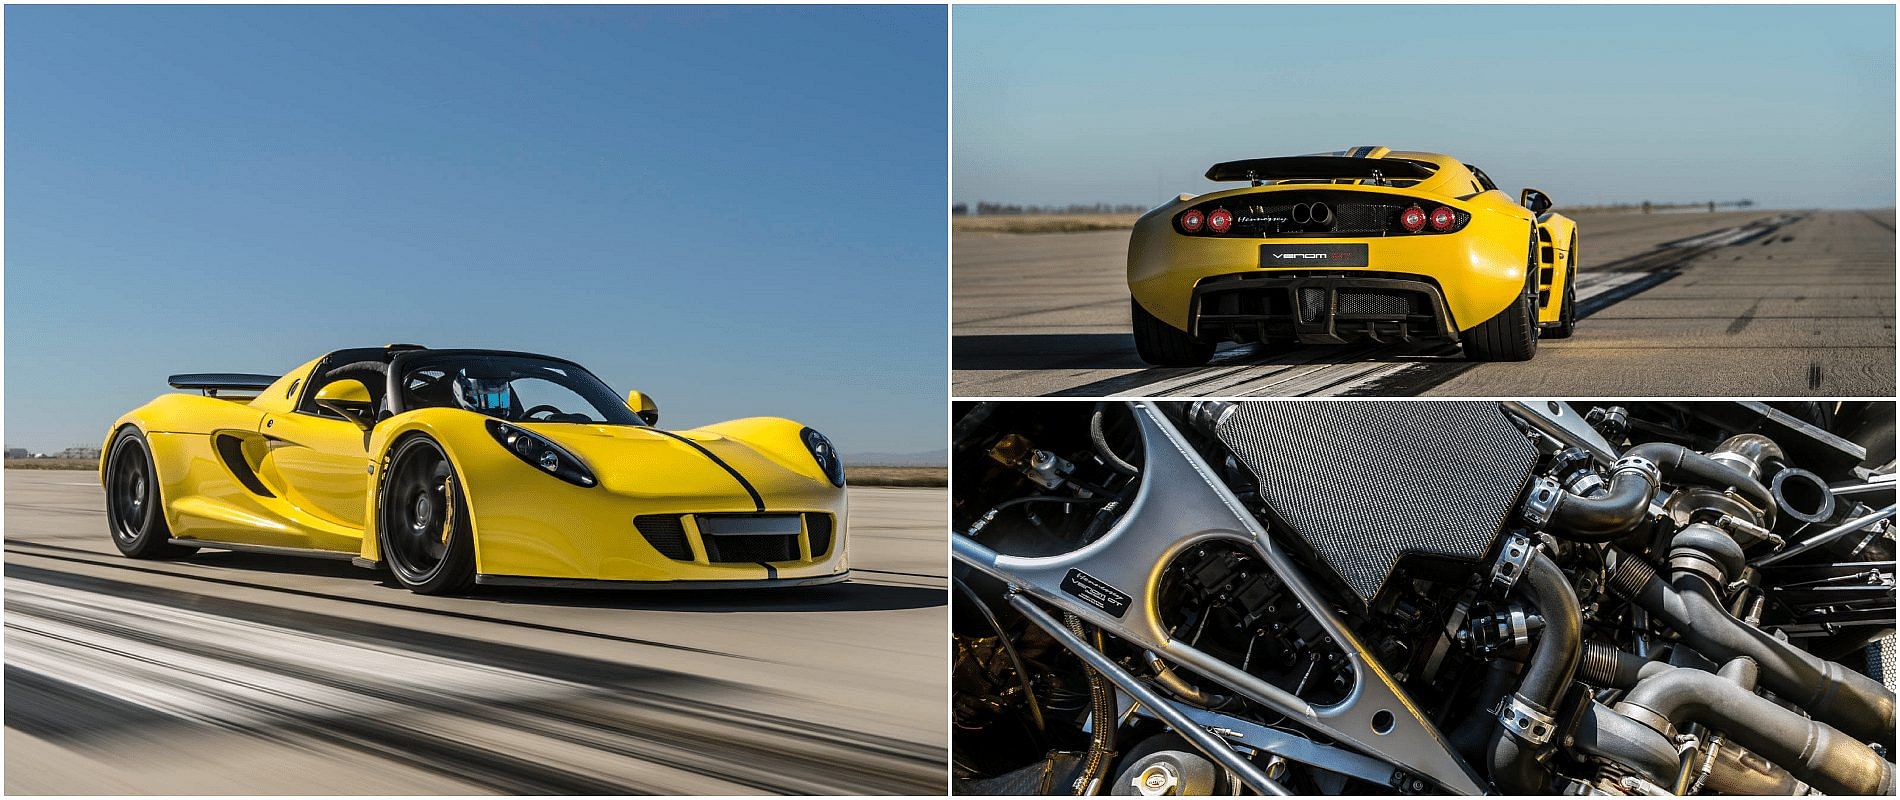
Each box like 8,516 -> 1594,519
5,448 -> 31,459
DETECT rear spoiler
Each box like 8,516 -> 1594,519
1205,156 -> 1437,183
168,373 -> 279,397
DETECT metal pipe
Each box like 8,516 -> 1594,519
1005,592 -> 1291,796
1754,504 -> 1895,566
1616,664 -> 1895,796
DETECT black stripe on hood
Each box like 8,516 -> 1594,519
646,430 -> 765,512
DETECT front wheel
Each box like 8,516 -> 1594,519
104,428 -> 196,558
378,435 -> 476,595
1463,232 -> 1541,362
1132,297 -> 1215,366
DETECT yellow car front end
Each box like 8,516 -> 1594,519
363,412 -> 850,588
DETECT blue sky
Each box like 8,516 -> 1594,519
7,6 -> 947,455
954,5 -> 1895,209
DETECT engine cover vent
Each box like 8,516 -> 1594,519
1213,402 -> 1538,606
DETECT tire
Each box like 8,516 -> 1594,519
103,427 -> 196,559
1132,297 -> 1215,367
1542,233 -> 1579,339
1462,230 -> 1541,362
377,435 -> 476,595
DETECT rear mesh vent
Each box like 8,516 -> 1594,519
1337,291 -> 1417,316
1298,288 -> 1328,322
805,513 -> 835,558
1214,402 -> 1538,607
634,515 -> 693,560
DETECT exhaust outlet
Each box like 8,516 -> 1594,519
1309,201 -> 1334,227
1290,203 -> 1311,225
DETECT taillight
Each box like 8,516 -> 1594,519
1400,205 -> 1427,233
1429,206 -> 1457,232
1206,208 -> 1233,234
1179,209 -> 1204,232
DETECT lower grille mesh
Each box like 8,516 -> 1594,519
806,513 -> 835,558
634,515 -> 693,560
704,534 -> 799,563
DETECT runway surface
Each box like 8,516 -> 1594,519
3,469 -> 948,794
952,209 -> 1894,397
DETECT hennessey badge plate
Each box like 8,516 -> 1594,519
1259,243 -> 1369,268
1060,568 -> 1131,618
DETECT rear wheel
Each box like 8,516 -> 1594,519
104,428 -> 195,558
378,435 -> 475,595
1462,230 -> 1541,361
1542,233 -> 1579,339
1132,297 -> 1215,366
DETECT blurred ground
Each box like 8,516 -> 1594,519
952,209 -> 1894,396
3,469 -> 948,794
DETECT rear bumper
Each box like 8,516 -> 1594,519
1190,272 -> 1458,345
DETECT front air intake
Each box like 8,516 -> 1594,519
1211,402 -> 1539,607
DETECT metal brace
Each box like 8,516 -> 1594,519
1495,694 -> 1557,746
1491,532 -> 1536,595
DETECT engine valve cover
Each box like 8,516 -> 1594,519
1213,402 -> 1538,606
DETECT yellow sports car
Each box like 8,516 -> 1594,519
1128,146 -> 1579,365
101,345 -> 849,594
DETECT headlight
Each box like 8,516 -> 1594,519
801,427 -> 846,487
486,420 -> 597,487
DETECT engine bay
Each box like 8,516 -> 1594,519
952,400 -> 1896,796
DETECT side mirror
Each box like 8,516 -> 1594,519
315,379 -> 373,429
1520,188 -> 1553,215
626,390 -> 659,426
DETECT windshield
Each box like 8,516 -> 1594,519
396,353 -> 641,425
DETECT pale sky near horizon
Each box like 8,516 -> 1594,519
7,6 -> 949,455
955,4 -> 1895,210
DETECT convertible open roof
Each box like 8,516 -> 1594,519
1205,156 -> 1437,183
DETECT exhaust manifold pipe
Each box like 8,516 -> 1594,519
1525,442 -> 1778,543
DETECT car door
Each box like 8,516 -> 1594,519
256,409 -> 374,537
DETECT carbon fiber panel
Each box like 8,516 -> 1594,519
1214,402 -> 1538,605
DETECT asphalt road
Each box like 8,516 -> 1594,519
952,209 -> 1895,397
3,469 -> 948,794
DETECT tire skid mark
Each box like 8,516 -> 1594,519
5,567 -> 943,794
2,540 -> 762,662
1052,214 -> 1804,398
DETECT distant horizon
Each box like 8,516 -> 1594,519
955,5 -> 1895,211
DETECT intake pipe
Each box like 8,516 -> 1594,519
1608,549 -> 1896,744
1614,661 -> 1895,796
1537,442 -> 1776,541
1486,552 -> 1582,794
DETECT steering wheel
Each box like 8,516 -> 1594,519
523,404 -> 564,420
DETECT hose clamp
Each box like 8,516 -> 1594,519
1520,476 -> 1563,530
1496,694 -> 1557,746
1611,455 -> 1660,484
1491,532 -> 1536,594
1707,450 -> 1759,478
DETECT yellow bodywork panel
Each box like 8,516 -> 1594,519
104,354 -> 847,586
1128,149 -> 1578,339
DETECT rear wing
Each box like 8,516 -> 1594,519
168,373 -> 279,397
1205,156 -> 1436,183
